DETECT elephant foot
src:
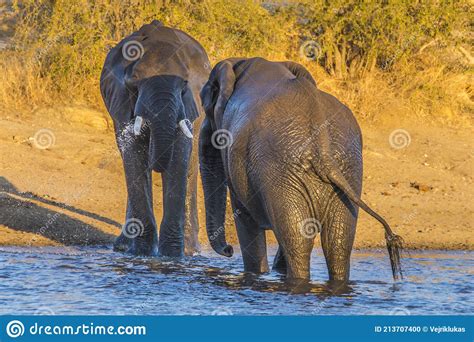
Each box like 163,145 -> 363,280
184,242 -> 201,256
284,278 -> 312,294
158,229 -> 185,257
325,280 -> 351,295
272,264 -> 287,275
272,246 -> 287,274
126,237 -> 159,256
158,246 -> 184,258
113,234 -> 132,252
184,223 -> 201,256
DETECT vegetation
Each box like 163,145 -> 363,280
1,0 -> 472,124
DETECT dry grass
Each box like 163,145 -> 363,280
0,0 -> 472,126
1,52 -> 57,110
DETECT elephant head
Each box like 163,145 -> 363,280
122,32 -> 199,172
199,61 -> 236,257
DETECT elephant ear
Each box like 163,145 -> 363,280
281,61 -> 317,87
200,61 -> 236,122
180,83 -> 200,123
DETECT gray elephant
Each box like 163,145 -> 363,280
100,20 -> 209,257
199,57 -> 403,282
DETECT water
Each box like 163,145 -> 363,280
0,246 -> 472,315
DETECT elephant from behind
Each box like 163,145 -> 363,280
199,57 -> 403,282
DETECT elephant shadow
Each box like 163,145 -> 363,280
0,177 -> 117,246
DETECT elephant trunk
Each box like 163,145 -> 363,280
135,88 -> 180,172
199,119 -> 233,257
149,110 -> 176,172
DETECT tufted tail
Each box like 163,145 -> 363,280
324,166 -> 404,280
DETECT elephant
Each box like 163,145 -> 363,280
100,20 -> 209,257
199,57 -> 403,282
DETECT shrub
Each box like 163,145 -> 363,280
0,0 -> 472,124
289,0 -> 470,77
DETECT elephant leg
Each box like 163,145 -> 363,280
275,224 -> 313,280
117,128 -> 158,256
320,195 -> 357,282
267,196 -> 314,280
113,200 -> 134,252
272,245 -> 287,274
231,198 -> 269,274
183,116 -> 203,255
113,234 -> 131,252
158,136 -> 192,257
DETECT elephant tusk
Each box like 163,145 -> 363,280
178,119 -> 193,139
133,116 -> 144,136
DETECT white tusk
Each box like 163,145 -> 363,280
179,119 -> 193,139
133,116 -> 144,136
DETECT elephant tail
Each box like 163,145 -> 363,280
323,166 -> 403,280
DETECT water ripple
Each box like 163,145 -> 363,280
0,246 -> 472,315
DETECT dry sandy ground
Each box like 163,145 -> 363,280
0,107 -> 472,251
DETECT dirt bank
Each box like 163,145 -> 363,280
0,107 -> 472,250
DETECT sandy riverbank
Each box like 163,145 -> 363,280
0,107 -> 472,250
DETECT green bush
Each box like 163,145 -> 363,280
287,0 -> 470,77
1,0 -> 472,124
6,0 -> 293,108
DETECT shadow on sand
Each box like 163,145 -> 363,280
0,177 -> 117,245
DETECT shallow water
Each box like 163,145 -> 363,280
0,246 -> 472,315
